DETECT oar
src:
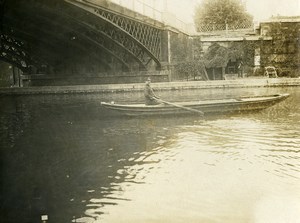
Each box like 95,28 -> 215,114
158,99 -> 204,116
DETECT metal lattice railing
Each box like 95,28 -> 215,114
0,34 -> 39,71
197,21 -> 254,32
66,0 -> 162,69
93,8 -> 162,59
104,0 -> 194,33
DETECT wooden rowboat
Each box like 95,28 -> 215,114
101,93 -> 289,116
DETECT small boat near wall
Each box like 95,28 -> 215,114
101,93 -> 290,116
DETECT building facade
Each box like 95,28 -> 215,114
260,16 -> 300,77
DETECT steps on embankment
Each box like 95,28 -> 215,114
0,78 -> 300,95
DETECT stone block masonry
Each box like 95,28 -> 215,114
0,78 -> 300,95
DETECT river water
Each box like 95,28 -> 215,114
1,86 -> 300,223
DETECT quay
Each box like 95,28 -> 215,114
0,78 -> 300,95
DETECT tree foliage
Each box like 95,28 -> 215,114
203,41 -> 256,72
203,43 -> 228,68
227,40 -> 256,66
194,0 -> 253,29
175,60 -> 209,81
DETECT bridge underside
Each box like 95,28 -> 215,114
0,0 -> 166,84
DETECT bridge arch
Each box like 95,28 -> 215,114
1,0 -> 165,76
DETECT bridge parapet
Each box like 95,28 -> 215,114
110,0 -> 163,24
82,0 -> 194,34
79,0 -> 165,28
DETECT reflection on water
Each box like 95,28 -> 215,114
0,87 -> 300,223
87,117 -> 300,223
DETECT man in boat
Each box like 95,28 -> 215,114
144,77 -> 161,105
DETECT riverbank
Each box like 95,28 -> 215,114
0,78 -> 300,95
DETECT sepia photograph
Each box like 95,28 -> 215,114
0,0 -> 299,222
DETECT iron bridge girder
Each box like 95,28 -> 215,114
65,0 -> 162,70
2,0 -> 128,72
7,7 -> 120,71
0,34 -> 42,72
26,0 -> 147,71
1,0 -> 164,73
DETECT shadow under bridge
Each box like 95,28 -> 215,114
0,0 -> 168,83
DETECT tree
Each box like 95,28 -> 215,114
227,40 -> 256,68
175,60 -> 209,81
203,43 -> 228,68
194,0 -> 253,31
202,41 -> 257,79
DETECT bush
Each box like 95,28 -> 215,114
174,60 -> 208,81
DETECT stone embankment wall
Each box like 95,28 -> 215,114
260,18 -> 300,77
0,78 -> 299,95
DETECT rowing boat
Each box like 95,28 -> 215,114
101,93 -> 289,116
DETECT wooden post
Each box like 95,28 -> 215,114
222,67 -> 225,80
12,66 -> 16,86
18,67 -> 21,87
225,23 -> 228,35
